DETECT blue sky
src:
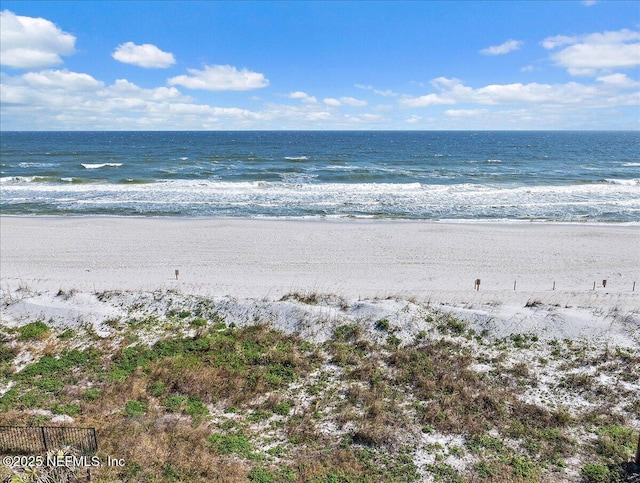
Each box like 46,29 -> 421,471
1,1 -> 638,130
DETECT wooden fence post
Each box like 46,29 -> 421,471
40,426 -> 48,451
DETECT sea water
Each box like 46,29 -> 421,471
1,131 -> 638,221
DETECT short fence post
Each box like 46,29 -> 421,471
475,279 -> 481,291
514,280 -> 517,291
175,269 -> 179,280
552,281 -> 555,291
633,281 -> 636,292
40,426 -> 48,452
593,281 -> 596,291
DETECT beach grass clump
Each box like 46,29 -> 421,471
279,290 -> 328,305
436,315 -> 467,336
593,424 -> 637,462
18,320 -> 50,341
374,318 -> 391,332
581,463 -> 614,483
207,432 -> 255,458
333,323 -> 361,342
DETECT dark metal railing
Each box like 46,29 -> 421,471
0,426 -> 98,455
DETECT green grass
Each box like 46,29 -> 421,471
124,399 -> 147,417
18,320 -> 50,341
207,433 -> 254,458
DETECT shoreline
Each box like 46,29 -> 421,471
1,213 -> 639,226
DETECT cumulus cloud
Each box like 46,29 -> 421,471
168,65 -> 269,91
112,42 -> 176,68
105,79 -> 190,101
480,39 -> 523,56
445,109 -> 489,117
355,84 -> 398,97
399,93 -> 455,108
345,113 -> 385,123
322,96 -> 368,107
405,115 -> 422,123
399,76 -> 638,109
0,10 -> 75,69
0,69 -> 268,129
286,91 -> 317,103
596,73 -> 640,88
340,96 -> 367,107
542,29 -> 640,76
22,69 -> 103,90
323,98 -> 342,107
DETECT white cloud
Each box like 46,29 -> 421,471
582,0 -> 597,6
286,91 -> 317,103
322,96 -> 367,107
355,84 -> 398,97
105,79 -> 190,101
323,98 -> 342,106
340,96 -> 367,107
112,42 -> 176,68
445,109 -> 489,118
23,69 -> 103,90
344,113 -> 385,123
480,39 -> 523,56
596,73 -> 640,88
0,69 -> 270,129
399,76 -> 638,110
168,65 -> 269,91
399,93 -> 455,108
0,10 -> 75,69
399,77 -> 470,107
542,29 -> 640,76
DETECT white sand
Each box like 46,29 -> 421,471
1,216 -> 639,343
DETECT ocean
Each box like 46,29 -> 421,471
1,131 -> 638,221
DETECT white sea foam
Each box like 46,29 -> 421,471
622,162 -> 640,167
81,163 -> 123,169
2,179 -> 638,220
604,178 -> 640,186
284,156 -> 309,160
1,176 -> 51,183
18,162 -> 58,168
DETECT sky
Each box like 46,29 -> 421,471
1,0 -> 639,130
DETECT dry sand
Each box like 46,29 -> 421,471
1,216 -> 639,343
1,216 -> 638,296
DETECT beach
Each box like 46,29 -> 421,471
1,216 -> 638,341
1,216 -> 638,295
2,217 -> 640,481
